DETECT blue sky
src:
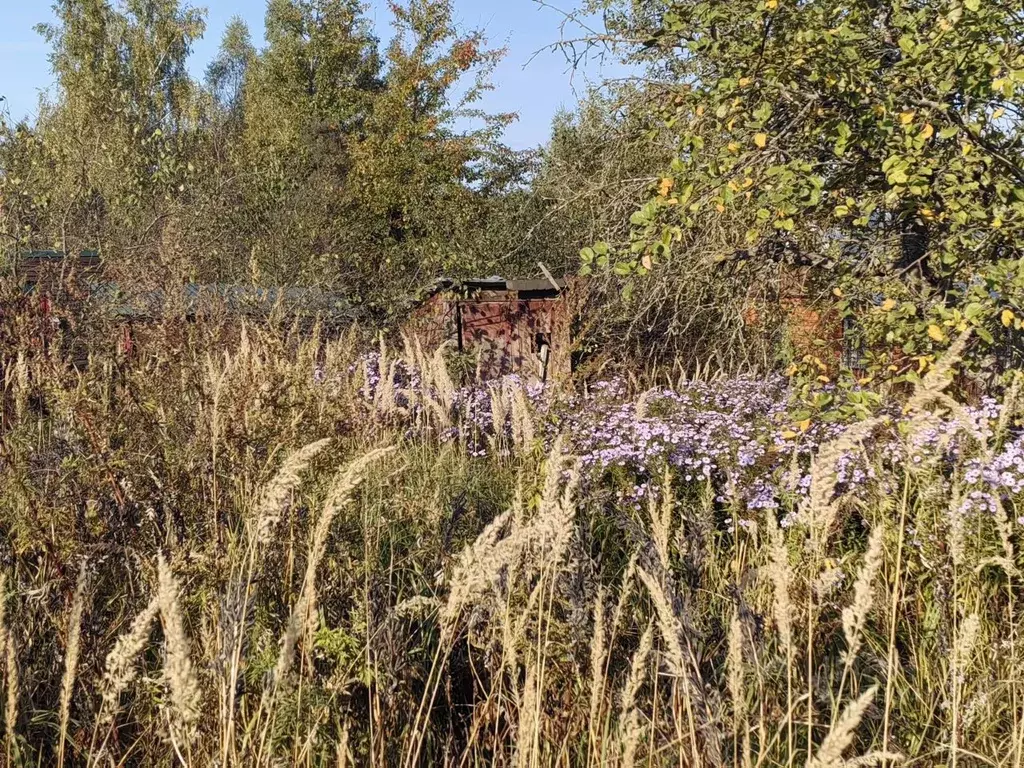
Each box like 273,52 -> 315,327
0,0 -> 611,149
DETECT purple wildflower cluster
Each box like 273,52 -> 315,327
347,353 -> 1022,524
962,432 -> 1024,519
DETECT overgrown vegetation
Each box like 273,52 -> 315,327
3,0 -> 1024,765
0,309 -> 1023,766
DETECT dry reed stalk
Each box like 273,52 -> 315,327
0,573 -> 7,662
375,359 -> 399,417
951,612 -> 981,768
764,513 -> 794,658
274,447 -> 395,686
4,633 -> 17,757
588,587 -> 608,751
635,567 -> 720,765
58,561 -> 89,768
100,596 -> 160,721
650,467 -> 674,566
727,609 -> 748,767
842,526 -> 885,665
442,441 -> 576,636
431,345 -> 456,410
636,568 -> 688,678
618,622 -> 654,768
515,664 -> 540,768
610,554 -> 639,639
510,382 -> 536,453
401,334 -> 417,378
254,439 -> 333,548
806,685 -> 878,768
489,382 -> 508,450
636,388 -> 656,419
157,556 -> 201,727
765,510 -> 795,767
14,350 -> 27,420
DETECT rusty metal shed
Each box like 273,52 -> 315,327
407,277 -> 571,382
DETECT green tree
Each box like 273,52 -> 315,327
344,0 -> 515,303
0,0 -> 206,269
597,0 -> 1024,373
206,17 -> 256,123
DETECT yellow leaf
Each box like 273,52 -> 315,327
899,110 -> 915,125
739,77 -> 752,87
993,107 -> 1006,120
962,142 -> 973,156
881,298 -> 897,311
765,0 -> 778,9
1003,309 -> 1016,328
696,105 -> 705,117
832,287 -> 844,298
927,324 -> 947,343
715,203 -> 726,213
798,419 -> 812,432
993,217 -> 1003,229
781,430 -> 799,440
919,123 -> 934,140
917,356 -> 930,374
727,141 -> 741,153
641,254 -> 653,271
658,177 -> 675,197
754,133 -> 768,148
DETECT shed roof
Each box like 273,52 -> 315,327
90,283 -> 358,324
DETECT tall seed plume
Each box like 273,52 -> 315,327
431,345 -> 456,410
765,513 -> 794,657
650,467 -> 675,566
807,685 -> 878,768
727,610 -> 745,722
0,572 -> 8,661
58,561 -> 89,766
636,568 -> 688,678
619,622 -> 654,768
254,439 -> 332,547
588,587 -> 608,742
101,597 -> 160,720
157,556 -> 201,726
842,525 -> 885,664
274,447 -> 395,686
4,636 -> 17,744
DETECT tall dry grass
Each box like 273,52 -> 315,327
0,307 -> 1021,766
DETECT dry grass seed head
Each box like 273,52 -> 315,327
636,568 -> 687,678
275,447 -> 395,685
727,609 -> 745,720
588,587 -> 608,735
5,634 -> 18,742
807,685 -> 878,768
157,556 -> 201,726
619,622 -> 654,768
765,512 -> 794,657
842,525 -> 885,664
254,438 -> 332,547
58,562 -> 89,752
101,597 -> 160,720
